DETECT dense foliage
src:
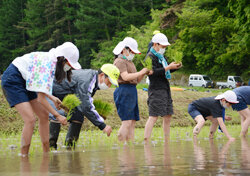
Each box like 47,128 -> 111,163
93,0 -> 250,79
0,0 -> 249,79
0,0 -> 165,72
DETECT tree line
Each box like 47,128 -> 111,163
0,0 -> 165,72
0,0 -> 249,79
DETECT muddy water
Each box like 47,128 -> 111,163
0,138 -> 249,176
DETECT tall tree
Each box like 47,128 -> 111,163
0,0 -> 27,71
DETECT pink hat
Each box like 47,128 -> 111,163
55,42 -> 81,69
215,90 -> 239,104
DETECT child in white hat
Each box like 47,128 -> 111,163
144,33 -> 181,142
188,90 -> 239,141
113,37 -> 149,142
1,42 -> 81,156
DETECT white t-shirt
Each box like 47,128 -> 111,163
12,49 -> 57,95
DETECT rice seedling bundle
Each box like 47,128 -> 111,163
93,99 -> 113,120
141,57 -> 152,70
61,94 -> 81,120
173,51 -> 183,64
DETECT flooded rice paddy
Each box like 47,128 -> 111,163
0,127 -> 249,176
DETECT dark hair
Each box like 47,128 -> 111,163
55,57 -> 72,83
114,55 -> 118,60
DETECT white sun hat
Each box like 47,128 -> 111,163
122,37 -> 141,54
215,90 -> 239,104
113,41 -> 126,55
152,33 -> 171,46
55,42 -> 81,69
113,37 -> 141,55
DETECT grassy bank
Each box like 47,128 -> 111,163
0,84 -> 241,134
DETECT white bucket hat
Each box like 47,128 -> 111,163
55,42 -> 81,70
215,90 -> 239,104
152,33 -> 171,46
113,37 -> 141,55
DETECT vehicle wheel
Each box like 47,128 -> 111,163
202,85 -> 205,88
229,86 -> 232,89
189,84 -> 193,87
219,86 -> 222,89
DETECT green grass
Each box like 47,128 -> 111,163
0,126 -> 244,156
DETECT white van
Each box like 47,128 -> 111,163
188,74 -> 213,88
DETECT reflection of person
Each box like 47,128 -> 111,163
1,42 -> 81,156
113,37 -> 148,142
188,90 -> 238,141
144,33 -> 182,142
193,139 -> 206,170
20,154 -> 49,176
118,146 -> 137,174
240,138 -> 250,171
231,86 -> 250,137
49,64 -> 120,149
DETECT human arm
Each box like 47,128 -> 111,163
120,68 -> 148,82
217,117 -> 235,141
37,92 -> 67,125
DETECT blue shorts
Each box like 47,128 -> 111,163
114,84 -> 139,121
188,103 -> 202,119
1,64 -> 37,107
232,96 -> 248,111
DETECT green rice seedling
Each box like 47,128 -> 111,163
93,99 -> 113,120
141,57 -> 152,70
61,94 -> 81,120
173,51 -> 183,64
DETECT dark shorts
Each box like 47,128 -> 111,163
1,64 -> 37,107
232,96 -> 248,111
188,103 -> 203,119
147,88 -> 173,117
114,84 -> 139,121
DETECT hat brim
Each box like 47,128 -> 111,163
113,42 -> 126,55
108,76 -> 118,87
215,95 -> 239,104
159,41 -> 171,46
130,48 -> 141,54
67,60 -> 81,70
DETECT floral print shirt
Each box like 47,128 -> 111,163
26,52 -> 56,95
13,49 -> 57,95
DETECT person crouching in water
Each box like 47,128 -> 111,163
144,33 -> 182,142
49,64 -> 120,149
188,90 -> 239,141
113,37 -> 149,142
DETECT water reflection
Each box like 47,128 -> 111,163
20,154 -> 49,176
1,139 -> 249,175
118,145 -> 138,175
241,138 -> 250,172
144,142 -> 172,175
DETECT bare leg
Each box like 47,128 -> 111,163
128,120 -> 136,142
163,115 -> 171,140
193,115 -> 206,138
144,116 -> 158,142
15,102 -> 36,155
206,116 -> 218,139
118,120 -> 132,142
238,108 -> 250,137
30,99 -> 49,153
